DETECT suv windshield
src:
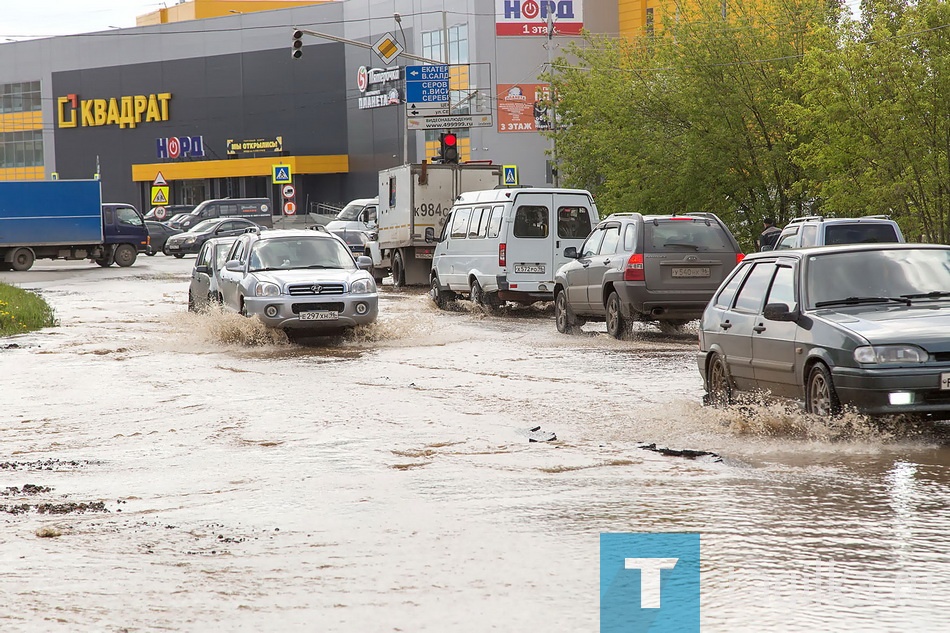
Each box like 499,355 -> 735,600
248,237 -> 355,271
645,220 -> 732,251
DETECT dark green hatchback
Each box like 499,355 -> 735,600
698,243 -> 950,418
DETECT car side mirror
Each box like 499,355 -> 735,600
763,302 -> 799,322
195,265 -> 211,274
760,245 -> 773,252
225,260 -> 243,272
564,246 -> 578,258
356,255 -> 373,270
425,227 -> 435,243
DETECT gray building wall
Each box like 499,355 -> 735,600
0,0 -> 618,206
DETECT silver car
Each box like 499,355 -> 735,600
218,228 -> 378,335
188,236 -> 239,311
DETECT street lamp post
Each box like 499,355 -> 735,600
546,13 -> 559,187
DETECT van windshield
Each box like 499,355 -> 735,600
336,202 -> 367,221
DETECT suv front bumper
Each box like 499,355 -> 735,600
244,294 -> 379,330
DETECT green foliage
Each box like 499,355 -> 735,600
0,283 -> 57,336
547,0 -> 950,247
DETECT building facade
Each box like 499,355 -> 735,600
0,0 -> 620,215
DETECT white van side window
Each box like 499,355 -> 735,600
514,205 -> 549,238
475,207 -> 491,238
557,206 -> 593,239
487,205 -> 504,238
468,207 -> 487,238
451,208 -> 472,239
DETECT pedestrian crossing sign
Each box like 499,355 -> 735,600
151,186 -> 169,206
503,165 -> 518,186
272,165 -> 292,184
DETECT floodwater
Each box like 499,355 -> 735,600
1,256 -> 949,632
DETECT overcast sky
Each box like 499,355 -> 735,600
1,1 -> 162,39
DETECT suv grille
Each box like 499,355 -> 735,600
292,302 -> 345,314
288,283 -> 346,296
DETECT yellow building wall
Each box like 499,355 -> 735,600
137,0 -> 333,25
0,111 -> 44,181
618,0 -> 678,38
0,167 -> 44,181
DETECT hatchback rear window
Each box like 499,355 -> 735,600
825,224 -> 899,245
645,221 -> 732,252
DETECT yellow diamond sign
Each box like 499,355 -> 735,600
373,33 -> 404,65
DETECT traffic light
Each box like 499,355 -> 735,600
439,132 -> 459,164
291,29 -> 303,59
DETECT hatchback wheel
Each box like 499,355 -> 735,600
806,363 -> 841,416
706,353 -> 732,407
605,291 -> 630,339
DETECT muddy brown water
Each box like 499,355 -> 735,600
2,257 -> 949,631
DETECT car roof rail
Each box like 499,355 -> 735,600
309,224 -> 330,233
859,214 -> 891,220
787,215 -> 824,224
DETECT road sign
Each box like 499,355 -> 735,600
153,206 -> 167,220
407,113 -> 493,130
503,165 -> 519,186
373,33 -> 404,65
153,171 -> 168,187
406,65 -> 450,104
282,184 -> 296,199
283,201 -> 297,216
151,186 -> 169,206
272,165 -> 292,184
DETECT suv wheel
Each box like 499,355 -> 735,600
555,290 -> 578,334
605,291 -> 630,339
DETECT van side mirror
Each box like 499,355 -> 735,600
760,244 -> 773,252
195,265 -> 211,275
564,246 -> 578,258
425,227 -> 435,243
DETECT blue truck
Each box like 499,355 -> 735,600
0,180 -> 149,271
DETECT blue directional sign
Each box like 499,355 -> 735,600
406,65 -> 450,104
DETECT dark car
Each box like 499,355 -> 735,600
164,213 -> 193,230
554,212 -> 744,337
328,228 -> 372,258
144,204 -> 194,222
698,243 -> 950,419
163,218 -> 259,258
145,221 -> 183,256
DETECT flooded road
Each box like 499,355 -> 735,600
2,256 -> 949,631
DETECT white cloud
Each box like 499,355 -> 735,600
1,1 -> 162,39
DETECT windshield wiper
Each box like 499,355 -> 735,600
900,291 -> 950,301
250,267 -> 283,272
815,296 -> 911,308
303,264 -> 342,269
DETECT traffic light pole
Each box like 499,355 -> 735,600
291,27 -> 443,65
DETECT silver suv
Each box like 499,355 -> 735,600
554,212 -> 744,337
218,228 -> 378,336
769,215 -> 904,251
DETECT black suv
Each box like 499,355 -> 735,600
554,212 -> 744,337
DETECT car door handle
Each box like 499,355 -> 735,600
582,263 -> 590,268
753,324 -> 767,333
720,321 -> 732,330
603,259 -> 611,265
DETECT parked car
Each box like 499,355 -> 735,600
145,221 -> 183,256
144,204 -> 194,222
218,228 -> 378,337
699,243 -> 950,418
163,218 -> 259,258
164,213 -> 193,230
325,197 -> 378,232
329,228 -> 373,258
768,215 -> 904,251
188,236 -> 239,311
554,212 -> 744,338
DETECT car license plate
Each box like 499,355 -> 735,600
300,311 -> 338,321
672,267 -> 710,278
515,264 -> 545,274
941,373 -> 950,390
416,252 -> 434,259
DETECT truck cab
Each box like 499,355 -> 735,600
325,197 -> 378,233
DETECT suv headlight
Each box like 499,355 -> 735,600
350,278 -> 376,294
854,345 -> 929,364
254,281 -> 281,297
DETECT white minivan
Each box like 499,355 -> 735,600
427,188 -> 598,308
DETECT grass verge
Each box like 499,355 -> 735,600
0,282 -> 57,336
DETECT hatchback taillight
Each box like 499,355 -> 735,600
499,243 -> 507,267
623,253 -> 645,281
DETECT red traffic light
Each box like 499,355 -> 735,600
443,133 -> 457,147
